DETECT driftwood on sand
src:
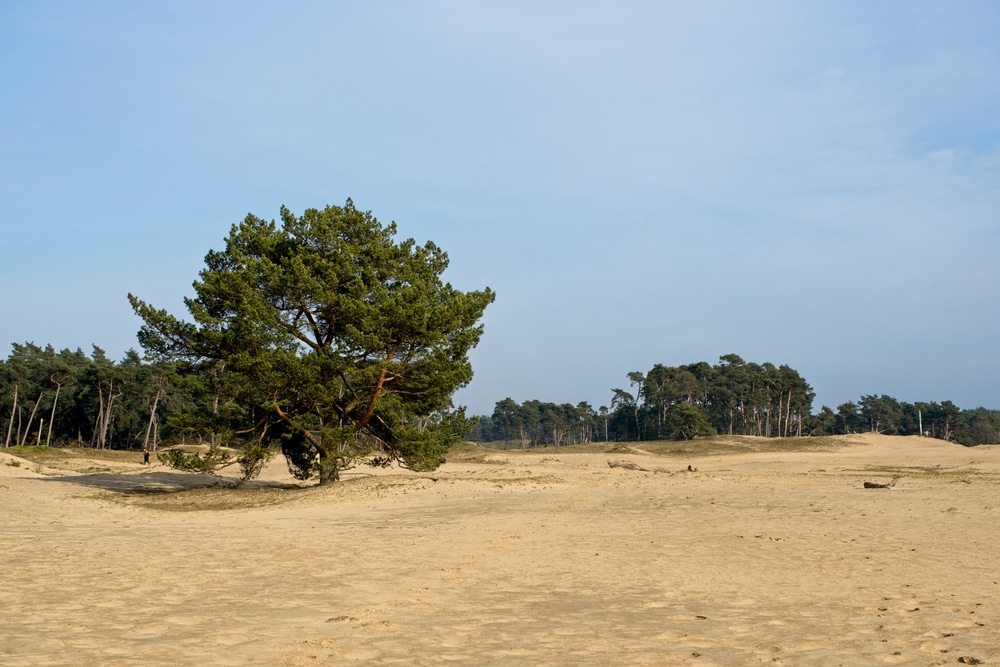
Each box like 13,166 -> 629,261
863,475 -> 901,489
607,460 -> 689,474
608,460 -> 648,471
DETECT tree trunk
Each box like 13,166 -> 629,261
143,389 -> 161,451
101,384 -> 119,449
210,393 -> 220,450
317,449 -> 340,484
93,380 -> 119,450
786,391 -> 793,437
46,382 -> 61,448
19,391 -> 44,447
4,382 -> 16,447
775,393 -> 782,438
92,385 -> 105,448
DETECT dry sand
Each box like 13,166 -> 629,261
2,434 -> 999,666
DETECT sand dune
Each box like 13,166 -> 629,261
3,435 -> 999,665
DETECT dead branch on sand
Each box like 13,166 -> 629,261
863,475 -> 901,489
608,460 -> 648,471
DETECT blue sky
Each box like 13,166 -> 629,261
3,1 -> 999,415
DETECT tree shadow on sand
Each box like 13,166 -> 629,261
34,470 -> 298,495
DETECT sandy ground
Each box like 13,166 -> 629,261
2,434 -> 999,666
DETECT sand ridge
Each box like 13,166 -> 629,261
2,435 -> 999,665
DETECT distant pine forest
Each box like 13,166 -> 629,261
3,344 -> 999,451
469,354 -> 1000,448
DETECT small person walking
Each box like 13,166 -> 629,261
143,447 -> 150,465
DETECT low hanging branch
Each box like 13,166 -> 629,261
157,443 -> 275,487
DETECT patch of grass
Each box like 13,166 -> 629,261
117,484 -> 303,512
457,435 -> 859,459
446,441 -> 512,464
7,445 -> 63,459
635,435 -> 856,457
854,464 -> 1000,482
6,445 -> 150,473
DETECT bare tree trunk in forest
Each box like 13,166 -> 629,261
19,391 -> 44,447
210,393 -> 220,450
46,382 -> 61,448
785,391 -> 793,438
143,389 -> 161,452
774,390 -> 786,438
775,394 -> 782,439
99,382 -> 119,450
92,381 -> 120,450
100,401 -> 110,449
36,419 -> 43,446
94,411 -> 104,448
91,385 -> 105,448
4,382 -> 16,447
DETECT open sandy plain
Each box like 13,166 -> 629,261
2,434 -> 999,666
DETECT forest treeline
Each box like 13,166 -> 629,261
468,354 -> 1000,448
3,345 -> 999,451
1,342 -> 227,451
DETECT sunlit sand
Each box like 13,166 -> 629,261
3,434 -> 998,665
